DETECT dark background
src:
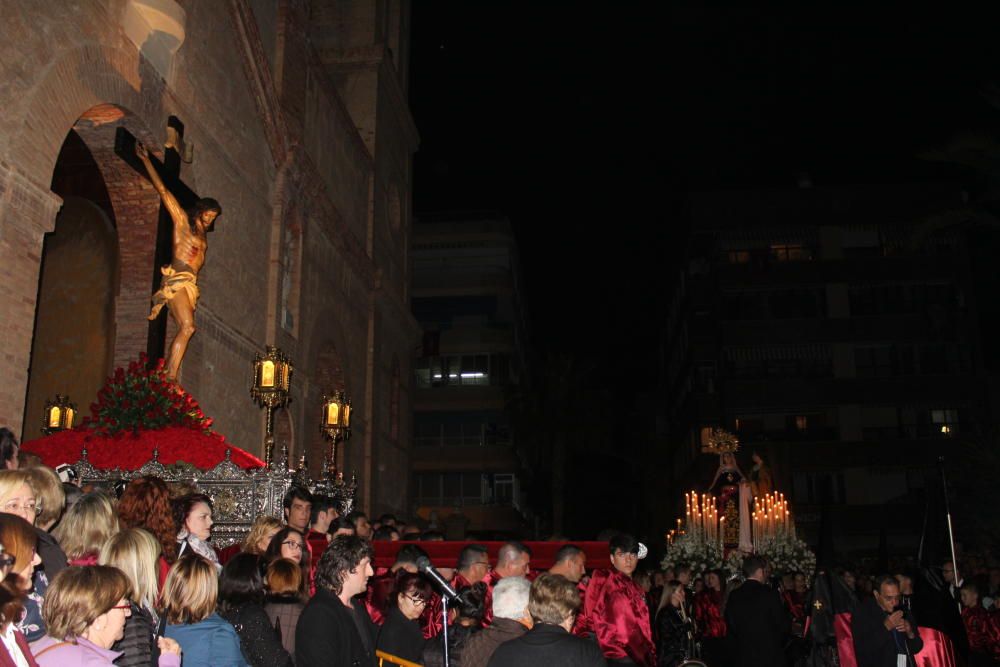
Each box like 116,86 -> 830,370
408,3 -> 1000,536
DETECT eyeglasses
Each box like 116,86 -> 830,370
110,603 -> 132,611
405,595 -> 428,607
472,560 -> 490,568
282,540 -> 304,551
2,501 -> 39,516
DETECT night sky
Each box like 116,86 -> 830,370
409,3 -> 1000,386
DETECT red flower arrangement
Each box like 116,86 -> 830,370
84,354 -> 212,435
21,355 -> 265,471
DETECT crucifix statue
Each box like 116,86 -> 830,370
135,141 -> 221,381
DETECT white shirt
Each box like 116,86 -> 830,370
0,623 -> 29,667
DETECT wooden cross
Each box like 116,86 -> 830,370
114,117 -> 200,363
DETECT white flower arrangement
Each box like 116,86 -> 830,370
753,533 -> 817,578
660,534 -> 725,578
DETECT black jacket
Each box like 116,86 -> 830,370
296,589 -> 377,667
111,603 -> 158,667
486,623 -> 607,667
376,607 -> 427,663
35,527 -> 67,581
723,579 -> 790,667
655,606 -> 693,667
219,601 -> 294,667
851,597 -> 924,667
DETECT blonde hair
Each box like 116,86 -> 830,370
22,465 -> 64,528
242,515 -> 283,555
99,528 -> 162,610
162,555 -> 218,624
43,566 -> 131,640
0,471 -> 35,509
53,491 -> 119,561
528,573 -> 581,625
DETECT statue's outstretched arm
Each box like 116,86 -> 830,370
136,142 -> 185,225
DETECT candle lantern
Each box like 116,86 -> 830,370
250,346 -> 293,467
320,390 -> 352,479
42,395 -> 76,435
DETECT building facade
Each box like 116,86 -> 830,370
658,184 -> 988,555
410,213 -> 531,537
0,0 -> 419,514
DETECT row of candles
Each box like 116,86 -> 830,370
665,489 -> 798,551
752,491 -> 795,549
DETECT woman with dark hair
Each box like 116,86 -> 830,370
421,582 -> 486,667
376,572 -> 431,662
217,553 -> 293,667
171,493 -> 219,571
693,569 -> 727,666
264,528 -> 309,596
0,429 -> 19,471
0,514 -> 41,666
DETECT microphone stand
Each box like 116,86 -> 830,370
441,595 -> 449,667
938,457 -> 961,611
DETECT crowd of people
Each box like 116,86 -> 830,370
1,426 -> 999,666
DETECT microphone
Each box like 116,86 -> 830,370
416,556 -> 458,600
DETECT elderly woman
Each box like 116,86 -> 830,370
162,555 -> 248,667
31,565 -> 181,666
0,514 -> 42,666
21,465 -> 67,580
377,572 -> 431,663
171,494 -> 220,571
99,528 -> 164,667
0,469 -> 49,642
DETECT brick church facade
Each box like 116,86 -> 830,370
0,0 -> 419,514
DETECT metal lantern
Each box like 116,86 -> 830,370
320,391 -> 352,479
42,395 -> 76,435
250,346 -> 293,467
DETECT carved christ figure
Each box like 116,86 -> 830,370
136,142 -> 222,381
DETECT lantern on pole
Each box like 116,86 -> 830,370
42,395 -> 76,435
320,390 -> 352,479
250,346 -> 293,467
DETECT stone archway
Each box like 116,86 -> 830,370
1,44 -> 166,436
20,103 -> 162,436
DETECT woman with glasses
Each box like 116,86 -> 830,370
0,469 -> 51,643
0,514 -> 42,666
376,572 -> 432,663
31,565 -> 181,666
218,553 -> 293,667
99,528 -> 165,667
264,528 -> 310,597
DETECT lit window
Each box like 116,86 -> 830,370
770,244 -> 811,262
795,415 -> 808,431
728,250 -> 751,264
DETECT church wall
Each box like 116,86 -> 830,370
0,0 -> 417,515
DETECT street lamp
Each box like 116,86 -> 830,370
250,345 -> 293,468
320,390 -> 352,478
42,395 -> 76,435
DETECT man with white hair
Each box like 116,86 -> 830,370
462,576 -> 532,667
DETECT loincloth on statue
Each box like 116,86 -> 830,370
148,266 -> 200,320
